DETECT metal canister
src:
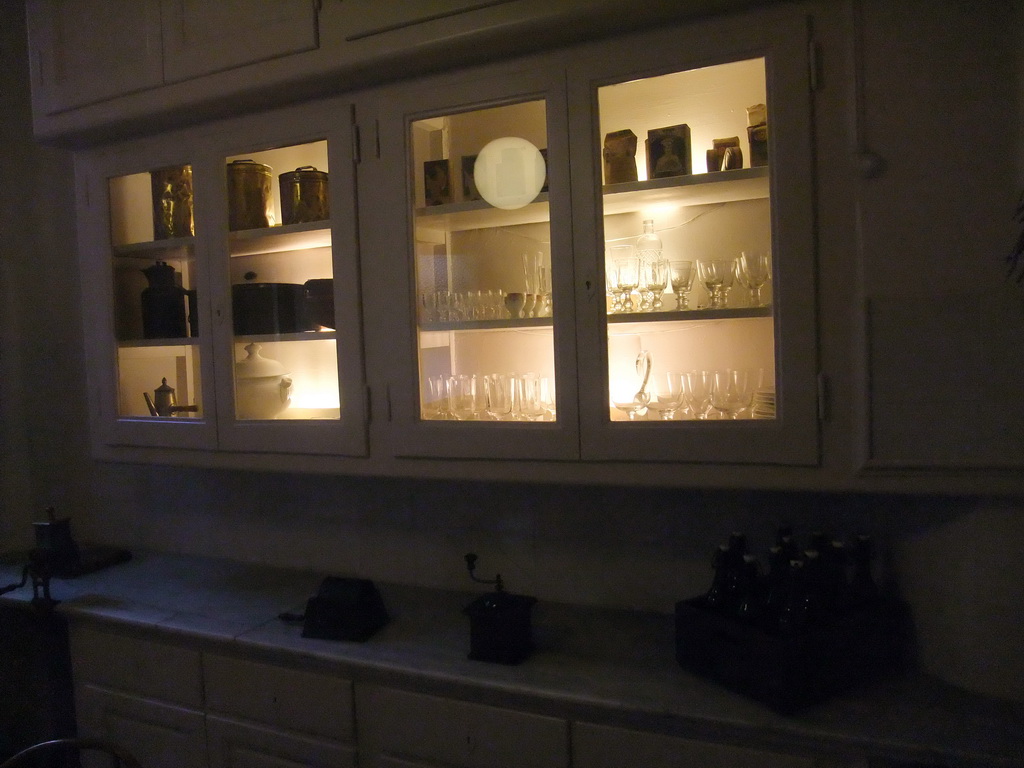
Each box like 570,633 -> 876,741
150,165 -> 194,239
279,166 -> 329,225
227,159 -> 273,230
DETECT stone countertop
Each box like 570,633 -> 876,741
2,551 -> 1021,767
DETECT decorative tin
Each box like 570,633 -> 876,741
279,166 -> 329,224
150,165 -> 193,239
227,159 -> 273,230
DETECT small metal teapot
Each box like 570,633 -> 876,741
143,378 -> 198,417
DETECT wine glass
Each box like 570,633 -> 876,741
647,371 -> 686,420
605,254 -> 623,313
612,247 -> 640,313
697,259 -> 736,309
710,368 -> 755,419
643,258 -> 669,311
683,369 -> 713,420
669,260 -> 694,310
739,250 -> 771,307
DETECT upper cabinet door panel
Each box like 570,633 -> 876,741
330,0 -> 516,41
26,0 -> 164,115
160,0 -> 319,83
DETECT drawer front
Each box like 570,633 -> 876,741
207,714 -> 357,768
75,683 -> 207,768
572,722 -> 814,768
204,654 -> 354,742
356,685 -> 568,768
70,624 -> 203,708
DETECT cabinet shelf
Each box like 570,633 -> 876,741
233,330 -> 338,343
228,221 -> 331,257
117,338 -> 199,349
414,193 -> 550,232
607,306 -> 772,324
418,317 -> 553,332
602,167 -> 768,215
112,237 -> 194,260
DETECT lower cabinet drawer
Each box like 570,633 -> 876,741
356,685 -> 569,768
204,653 -> 354,743
70,624 -> 203,708
75,683 -> 207,768
572,722 -> 815,768
206,714 -> 357,768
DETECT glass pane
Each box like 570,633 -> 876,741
412,100 -> 556,422
109,167 -> 203,419
225,141 -> 341,421
598,58 -> 776,422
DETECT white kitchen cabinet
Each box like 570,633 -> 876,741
25,0 -> 164,115
355,685 -> 569,768
206,716 -> 356,768
25,0 -> 318,117
76,97 -> 368,456
76,685 -> 209,768
365,7 -> 819,465
160,0 -> 319,84
572,722 -> 815,768
203,654 -> 355,744
70,625 -> 207,768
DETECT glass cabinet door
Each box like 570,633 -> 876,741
79,144 -> 219,451
570,11 -> 819,464
210,103 -> 367,456
368,64 -> 578,460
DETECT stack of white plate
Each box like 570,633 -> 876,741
751,387 -> 776,419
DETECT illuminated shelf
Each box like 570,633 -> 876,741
607,306 -> 772,324
228,221 -> 331,256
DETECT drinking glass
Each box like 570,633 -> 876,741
683,369 -> 713,420
697,259 -> 736,309
643,258 -> 669,311
504,291 -> 526,319
449,374 -> 485,420
669,260 -> 694,310
739,250 -> 771,307
710,368 -> 755,419
615,254 -> 641,313
484,373 -> 514,420
423,374 -> 451,419
514,373 -> 545,421
647,371 -> 686,420
605,251 -> 623,313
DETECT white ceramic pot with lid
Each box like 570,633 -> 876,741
234,343 -> 292,419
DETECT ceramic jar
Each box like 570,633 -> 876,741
234,343 -> 292,419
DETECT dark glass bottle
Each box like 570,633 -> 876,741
735,554 -> 762,624
704,544 -> 730,610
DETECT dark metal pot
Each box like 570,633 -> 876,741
304,278 -> 334,330
232,282 -> 310,335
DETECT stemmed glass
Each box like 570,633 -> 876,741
615,253 -> 641,313
670,260 -> 694,310
738,250 -> 771,307
683,369 -> 713,420
605,254 -> 623,313
710,368 -> 755,419
647,371 -> 686,420
697,259 -> 736,309
643,258 -> 669,311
